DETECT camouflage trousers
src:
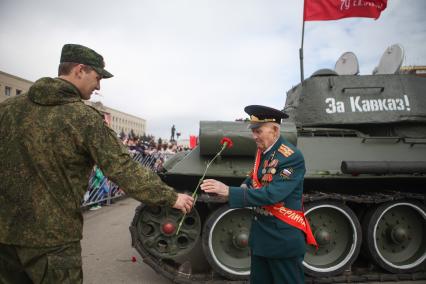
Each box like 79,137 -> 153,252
0,241 -> 82,284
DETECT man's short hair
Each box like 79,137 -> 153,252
263,122 -> 281,132
58,62 -> 78,76
58,62 -> 92,76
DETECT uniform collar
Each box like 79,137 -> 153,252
263,136 -> 281,154
28,77 -> 82,106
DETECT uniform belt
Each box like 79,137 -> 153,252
253,207 -> 273,216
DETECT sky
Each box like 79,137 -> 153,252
1,0 -> 425,140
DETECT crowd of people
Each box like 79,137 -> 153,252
121,136 -> 190,171
122,136 -> 189,154
84,134 -> 190,209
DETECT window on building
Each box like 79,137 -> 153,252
5,86 -> 11,96
16,89 -> 22,96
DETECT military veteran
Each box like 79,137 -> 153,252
0,44 -> 193,283
201,105 -> 316,284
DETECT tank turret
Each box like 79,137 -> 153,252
285,71 -> 426,138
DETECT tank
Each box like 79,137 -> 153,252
130,63 -> 426,283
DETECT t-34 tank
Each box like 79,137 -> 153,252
130,45 -> 426,283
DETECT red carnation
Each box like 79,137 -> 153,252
220,137 -> 233,148
176,136 -> 233,235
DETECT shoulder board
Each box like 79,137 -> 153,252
278,144 -> 294,158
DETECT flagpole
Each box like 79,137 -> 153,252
299,20 -> 305,83
299,5 -> 306,83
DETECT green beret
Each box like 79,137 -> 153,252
60,44 -> 113,78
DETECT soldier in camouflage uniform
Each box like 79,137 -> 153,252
0,44 -> 194,283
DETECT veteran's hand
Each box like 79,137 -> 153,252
173,193 -> 194,214
201,179 -> 229,197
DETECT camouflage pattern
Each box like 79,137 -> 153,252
0,242 -> 82,284
60,44 -> 113,78
0,77 -> 177,247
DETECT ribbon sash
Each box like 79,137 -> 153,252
252,149 -> 318,248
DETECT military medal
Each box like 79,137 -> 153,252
261,173 -> 273,182
260,151 -> 278,184
269,159 -> 278,168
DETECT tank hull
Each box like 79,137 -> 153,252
161,133 -> 426,194
131,132 -> 426,283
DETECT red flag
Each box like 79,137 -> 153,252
189,135 -> 198,149
304,0 -> 387,21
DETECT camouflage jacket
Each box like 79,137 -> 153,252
0,77 -> 177,247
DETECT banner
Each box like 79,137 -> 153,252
304,0 -> 387,21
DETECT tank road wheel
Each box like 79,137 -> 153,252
202,204 -> 252,280
134,204 -> 201,259
363,200 -> 426,273
303,201 -> 362,277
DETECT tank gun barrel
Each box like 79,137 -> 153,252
199,121 -> 297,156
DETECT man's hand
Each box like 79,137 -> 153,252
173,193 -> 194,214
200,179 -> 229,197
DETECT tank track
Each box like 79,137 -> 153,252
130,191 -> 426,284
303,191 -> 426,283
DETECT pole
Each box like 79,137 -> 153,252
299,19 -> 305,83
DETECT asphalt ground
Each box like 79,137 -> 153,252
81,198 -> 425,284
82,198 -> 171,284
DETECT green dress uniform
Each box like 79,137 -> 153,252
228,105 -> 307,284
0,45 -> 177,283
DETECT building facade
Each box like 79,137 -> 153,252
400,65 -> 426,78
85,101 -> 146,137
0,70 -> 33,103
